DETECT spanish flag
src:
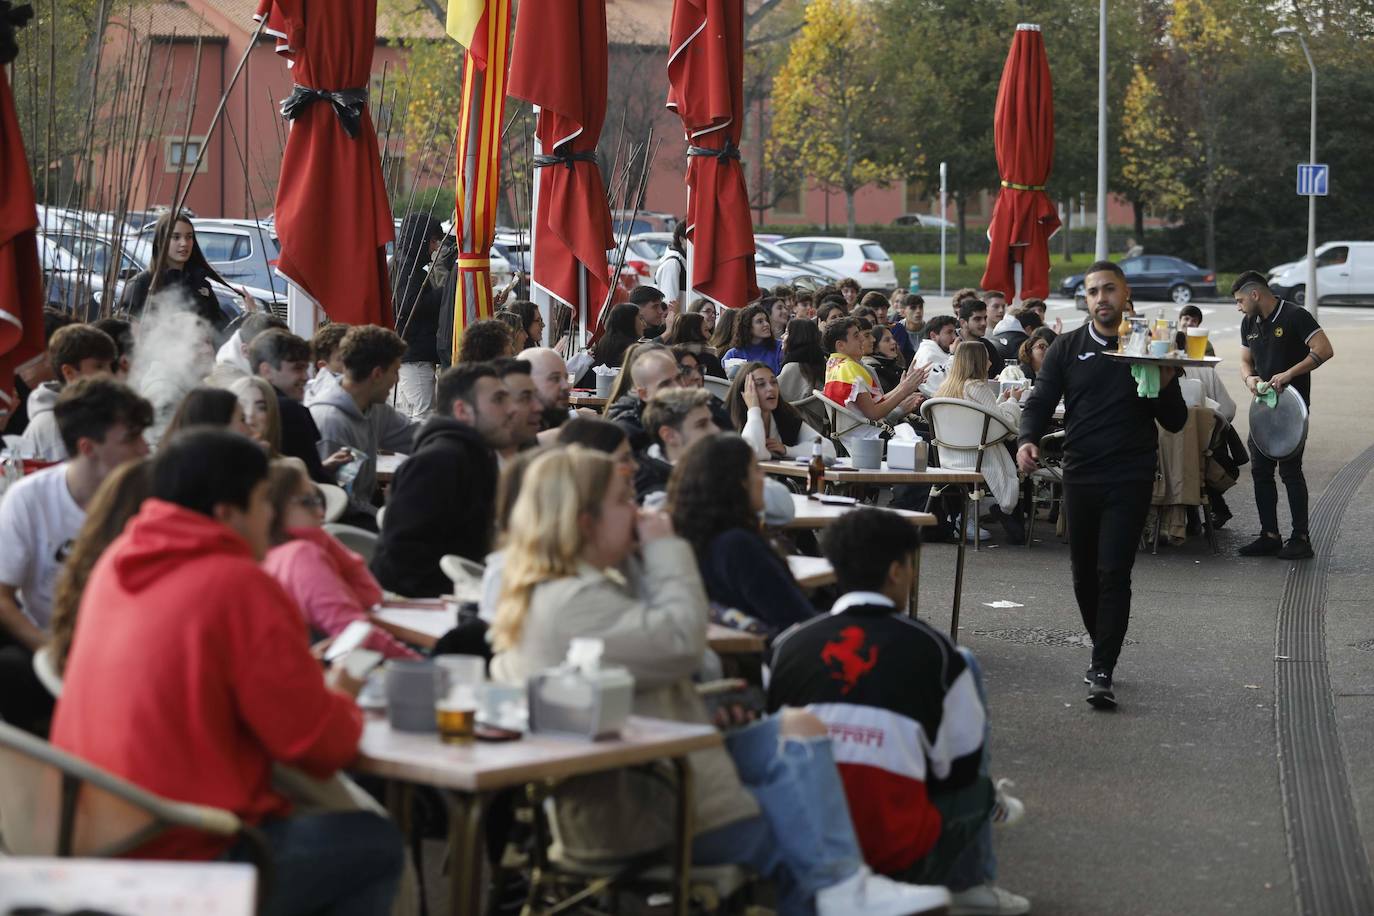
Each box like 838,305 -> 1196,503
447,0 -> 511,363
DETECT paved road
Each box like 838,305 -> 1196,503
905,320 -> 1374,915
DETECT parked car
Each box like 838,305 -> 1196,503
37,234 -> 100,319
1269,241 -> 1374,307
774,236 -> 897,291
1062,255 -> 1217,308
893,213 -> 954,229
754,238 -> 844,282
756,264 -> 828,292
610,210 -> 677,237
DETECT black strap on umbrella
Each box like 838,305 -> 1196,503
534,149 -> 598,170
687,139 -> 741,161
280,84 -> 368,139
1,2 -> 34,66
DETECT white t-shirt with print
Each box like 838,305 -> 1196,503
0,463 -> 85,630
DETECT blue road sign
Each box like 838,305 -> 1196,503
1297,163 -> 1329,196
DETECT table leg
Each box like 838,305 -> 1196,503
447,791 -> 487,916
909,540 -> 922,619
671,756 -> 695,916
951,489 -> 968,641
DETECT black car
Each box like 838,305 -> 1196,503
1063,255 -> 1217,308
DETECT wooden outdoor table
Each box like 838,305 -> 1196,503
706,623 -> 766,655
787,554 -> 836,588
759,460 -> 985,638
355,715 -> 721,916
569,393 -> 607,409
0,859 -> 257,914
781,493 -> 936,530
375,452 -> 406,484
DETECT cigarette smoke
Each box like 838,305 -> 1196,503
128,288 -> 217,446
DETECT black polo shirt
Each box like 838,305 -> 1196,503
1241,300 -> 1321,405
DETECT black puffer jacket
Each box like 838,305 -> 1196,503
606,394 -> 649,451
370,417 -> 498,598
393,214 -> 451,364
118,265 -> 223,328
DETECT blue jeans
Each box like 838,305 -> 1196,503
226,811 -> 404,916
691,716 -> 863,915
946,648 -> 997,890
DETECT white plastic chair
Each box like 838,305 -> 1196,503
439,554 -> 485,604
812,389 -> 883,454
323,523 -> 378,562
919,397 -> 1017,551
701,375 -> 732,403
32,644 -> 63,698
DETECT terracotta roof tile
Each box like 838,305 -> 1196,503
128,1 -> 228,40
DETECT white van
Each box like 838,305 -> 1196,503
1269,241 -> 1374,306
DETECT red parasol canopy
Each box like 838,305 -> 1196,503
0,59 -> 46,422
666,0 -> 759,310
981,23 -> 1060,301
508,0 -> 613,336
255,0 -> 394,326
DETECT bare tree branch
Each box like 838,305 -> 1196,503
745,23 -> 802,49
745,0 -> 790,33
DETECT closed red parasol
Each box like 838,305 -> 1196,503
508,0 -> 613,342
0,8 -> 46,422
666,0 -> 759,310
254,0 -> 394,326
981,23 -> 1060,301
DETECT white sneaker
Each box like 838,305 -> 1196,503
950,883 -> 1031,915
815,865 -> 951,916
991,778 -> 1024,826
960,516 -> 993,542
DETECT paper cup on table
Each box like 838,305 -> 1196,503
593,365 -> 617,398
384,660 -> 445,733
848,437 -> 883,470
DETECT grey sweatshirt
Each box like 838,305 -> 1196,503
305,373 -> 418,516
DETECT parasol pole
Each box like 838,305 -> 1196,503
172,15 -> 268,217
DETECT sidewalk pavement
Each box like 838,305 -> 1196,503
906,319 -> 1374,914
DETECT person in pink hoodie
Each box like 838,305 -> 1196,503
53,428 -> 402,915
262,460 -> 420,660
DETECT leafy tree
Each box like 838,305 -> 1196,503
767,0 -> 907,237
877,0 -> 1008,262
1118,65 -> 1187,234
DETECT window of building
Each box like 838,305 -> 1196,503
165,136 -> 208,173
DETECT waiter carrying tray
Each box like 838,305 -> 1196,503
1231,271 -> 1335,560
1017,261 -> 1188,710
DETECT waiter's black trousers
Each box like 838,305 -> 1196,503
1064,479 -> 1153,673
1248,437 -> 1309,536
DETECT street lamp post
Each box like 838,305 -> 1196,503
1275,26 -> 1318,320
1094,0 -> 1108,260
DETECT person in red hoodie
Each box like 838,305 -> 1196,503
51,428 -> 402,916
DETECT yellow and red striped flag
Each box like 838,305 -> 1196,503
447,0 -> 511,363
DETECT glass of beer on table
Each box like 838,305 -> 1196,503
1185,326 -> 1209,360
435,655 -> 484,744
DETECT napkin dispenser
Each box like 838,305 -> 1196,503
527,638 -> 634,740
886,427 -> 928,471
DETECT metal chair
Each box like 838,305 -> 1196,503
789,394 -> 829,440
31,644 -> 63,699
0,720 -> 268,899
919,397 -> 1017,552
812,389 -> 885,456
1025,431 -> 1066,547
702,375 -> 732,403
323,523 -> 378,562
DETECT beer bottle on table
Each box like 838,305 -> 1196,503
807,438 -> 826,495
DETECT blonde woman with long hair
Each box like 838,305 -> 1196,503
933,342 -> 1026,541
489,448 -> 950,916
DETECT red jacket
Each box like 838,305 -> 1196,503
51,500 -> 364,860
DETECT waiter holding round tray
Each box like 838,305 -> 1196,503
1231,270 -> 1335,560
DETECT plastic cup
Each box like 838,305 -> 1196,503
1149,339 -> 1170,357
1186,327 -> 1209,360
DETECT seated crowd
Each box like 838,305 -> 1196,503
0,276 -> 1039,916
